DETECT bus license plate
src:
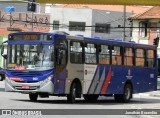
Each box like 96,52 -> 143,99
22,85 -> 30,89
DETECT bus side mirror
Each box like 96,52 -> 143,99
1,45 -> 7,59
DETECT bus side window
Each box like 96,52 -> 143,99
135,48 -> 145,67
112,46 -> 122,65
55,38 -> 68,66
146,50 -> 154,68
124,47 -> 134,66
99,45 -> 110,64
85,43 -> 97,64
56,49 -> 67,65
70,41 -> 83,64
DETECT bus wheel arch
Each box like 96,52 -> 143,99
67,78 -> 82,103
114,80 -> 133,103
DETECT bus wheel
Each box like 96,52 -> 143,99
114,84 -> 132,103
83,95 -> 99,102
29,93 -> 38,102
0,74 -> 4,81
67,83 -> 76,103
114,94 -> 121,102
0,75 -> 3,81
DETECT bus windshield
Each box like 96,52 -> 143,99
7,44 -> 54,71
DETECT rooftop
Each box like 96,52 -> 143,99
59,4 -> 152,14
129,6 -> 160,19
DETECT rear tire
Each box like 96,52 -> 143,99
114,84 -> 132,103
114,94 -> 121,102
67,83 -> 76,103
29,93 -> 38,102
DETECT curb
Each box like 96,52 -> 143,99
150,94 -> 160,97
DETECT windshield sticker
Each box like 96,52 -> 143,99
26,65 -> 35,70
15,66 -> 26,70
8,63 -> 16,68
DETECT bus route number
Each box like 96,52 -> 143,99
24,35 -> 38,40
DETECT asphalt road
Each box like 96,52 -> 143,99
0,81 -> 160,118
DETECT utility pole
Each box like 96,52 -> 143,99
5,6 -> 14,28
123,5 -> 126,41
27,0 -> 37,31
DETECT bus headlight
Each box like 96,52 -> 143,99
6,76 -> 15,84
39,75 -> 53,87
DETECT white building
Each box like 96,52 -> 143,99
48,5 -> 133,41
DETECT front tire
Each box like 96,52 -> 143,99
29,93 -> 38,102
0,75 -> 3,81
67,83 -> 76,103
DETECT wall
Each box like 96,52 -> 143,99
92,9 -> 132,40
50,7 -> 132,40
50,7 -> 92,37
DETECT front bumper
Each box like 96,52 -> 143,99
5,80 -> 54,94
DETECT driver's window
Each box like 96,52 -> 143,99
56,49 -> 67,65
55,38 -> 68,66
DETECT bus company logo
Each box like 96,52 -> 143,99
2,110 -> 11,115
128,69 -> 131,76
33,77 -> 38,81
126,69 -> 133,80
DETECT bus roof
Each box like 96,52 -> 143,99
8,31 -> 156,50
84,36 -> 156,50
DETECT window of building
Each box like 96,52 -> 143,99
85,43 -> 97,64
95,23 -> 110,33
99,45 -> 110,64
70,41 -> 83,63
53,20 -> 59,30
141,22 -> 148,37
69,22 -> 85,31
112,46 -> 122,65
124,48 -> 134,66
146,50 -> 154,68
135,48 -> 145,67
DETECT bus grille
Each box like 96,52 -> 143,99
14,86 -> 39,90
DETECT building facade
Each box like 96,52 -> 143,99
0,11 -> 50,68
129,6 -> 160,55
49,6 -> 133,41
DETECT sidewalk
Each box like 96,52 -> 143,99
149,90 -> 160,97
134,90 -> 160,98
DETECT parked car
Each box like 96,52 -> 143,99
0,67 -> 5,81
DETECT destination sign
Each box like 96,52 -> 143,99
9,34 -> 52,41
23,35 -> 38,40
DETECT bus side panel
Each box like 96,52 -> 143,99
105,66 -> 157,94
84,65 -> 112,95
54,69 -> 67,94
84,64 -> 98,94
84,65 -> 157,95
133,67 -> 157,93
